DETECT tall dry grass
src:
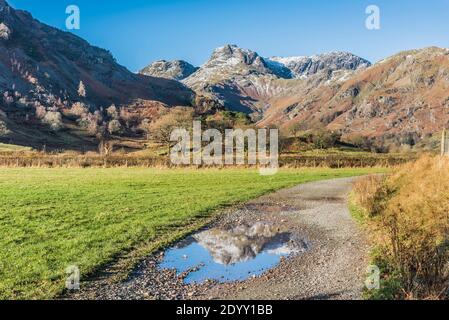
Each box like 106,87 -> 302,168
0,150 -> 414,168
353,155 -> 449,299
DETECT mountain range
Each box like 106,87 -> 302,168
261,47 -> 449,146
1,0 -> 448,150
142,45 -> 449,147
142,45 -> 371,116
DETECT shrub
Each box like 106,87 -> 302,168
311,130 -> 341,149
70,102 -> 88,117
290,129 -> 342,150
42,111 -> 63,131
107,119 -> 123,135
78,112 -> 102,136
353,175 -> 392,218
353,156 -> 449,299
106,104 -> 119,119
0,119 -> 10,136
35,104 -> 47,119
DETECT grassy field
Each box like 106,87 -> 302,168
0,143 -> 33,152
0,167 -> 384,300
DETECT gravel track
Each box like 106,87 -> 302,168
67,177 -> 369,300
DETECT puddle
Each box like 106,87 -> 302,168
158,223 -> 309,284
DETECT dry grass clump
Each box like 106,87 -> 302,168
353,155 -> 449,299
353,175 -> 392,218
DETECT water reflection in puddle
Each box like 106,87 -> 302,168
159,223 -> 309,284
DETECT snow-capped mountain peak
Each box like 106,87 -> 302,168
267,51 -> 371,78
140,45 -> 372,116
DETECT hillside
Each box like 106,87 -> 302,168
2,0 -> 448,151
260,47 -> 449,148
180,45 -> 370,117
0,0 -> 195,149
138,44 -> 449,149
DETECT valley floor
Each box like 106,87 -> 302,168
68,177 -> 369,300
0,167 -> 383,300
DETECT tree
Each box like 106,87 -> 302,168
106,104 -> 118,119
70,102 -> 88,117
107,119 -> 122,135
139,119 -> 151,139
35,104 -> 47,119
0,119 -> 10,136
288,122 -> 307,139
43,111 -> 63,131
97,136 -> 114,156
119,107 -> 141,129
78,81 -> 86,98
77,111 -> 102,136
205,111 -> 252,134
308,130 -> 339,149
147,108 -> 194,154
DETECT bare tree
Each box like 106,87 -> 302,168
43,111 -> 63,131
106,104 -> 119,119
78,81 -> 86,98
97,135 -> 114,156
70,102 -> 88,117
107,119 -> 122,135
147,108 -> 194,154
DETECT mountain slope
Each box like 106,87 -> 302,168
181,45 -> 370,116
0,1 -> 194,108
268,52 -> 370,78
260,47 -> 449,147
0,0 -> 196,149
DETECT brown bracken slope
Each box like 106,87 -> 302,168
260,47 -> 449,146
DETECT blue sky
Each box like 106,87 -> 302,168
8,0 -> 449,72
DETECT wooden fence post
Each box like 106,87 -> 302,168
442,129 -> 449,156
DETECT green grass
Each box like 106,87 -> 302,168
348,192 -> 368,224
0,143 -> 33,152
0,167 -> 384,300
